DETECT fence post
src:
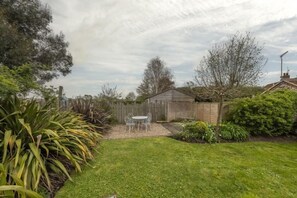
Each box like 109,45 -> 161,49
58,86 -> 63,109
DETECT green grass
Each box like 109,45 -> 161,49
56,137 -> 297,198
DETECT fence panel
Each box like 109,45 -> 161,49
111,102 -> 167,123
66,98 -> 224,124
166,102 -> 221,124
196,102 -> 219,124
167,102 -> 196,121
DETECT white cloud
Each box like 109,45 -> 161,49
41,0 -> 297,97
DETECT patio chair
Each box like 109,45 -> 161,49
124,116 -> 135,133
147,112 -> 152,121
143,113 -> 152,132
127,112 -> 133,118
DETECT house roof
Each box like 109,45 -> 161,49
265,77 -> 297,89
146,88 -> 195,99
263,78 -> 297,94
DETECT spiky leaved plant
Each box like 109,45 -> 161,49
0,96 -> 101,195
0,163 -> 43,198
69,96 -> 111,132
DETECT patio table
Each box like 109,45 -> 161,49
132,116 -> 148,131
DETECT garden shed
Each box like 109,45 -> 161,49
146,89 -> 195,103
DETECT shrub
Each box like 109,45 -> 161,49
203,125 -> 217,143
184,121 -> 207,134
227,89 -> 297,136
0,96 -> 101,195
175,121 -> 216,143
69,96 -> 111,131
219,123 -> 249,142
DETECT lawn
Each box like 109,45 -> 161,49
56,137 -> 297,198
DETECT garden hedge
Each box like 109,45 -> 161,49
226,89 -> 297,136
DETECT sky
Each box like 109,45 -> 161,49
41,0 -> 297,97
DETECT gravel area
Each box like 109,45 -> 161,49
104,123 -> 173,139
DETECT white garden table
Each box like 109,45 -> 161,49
132,116 -> 148,131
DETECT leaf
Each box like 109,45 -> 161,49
40,144 -> 49,157
23,153 -> 34,189
19,119 -> 34,142
8,135 -> 16,155
49,159 -> 73,181
0,163 -> 7,186
17,153 -> 28,178
43,129 -> 59,138
50,121 -> 66,130
28,143 -> 51,188
0,185 -> 43,198
0,111 -> 21,122
14,139 -> 22,168
2,130 -> 11,163
10,174 -> 24,186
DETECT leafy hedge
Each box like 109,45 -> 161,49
226,89 -> 297,136
219,123 -> 249,142
175,121 -> 216,143
0,96 -> 101,196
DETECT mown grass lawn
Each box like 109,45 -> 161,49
56,137 -> 297,198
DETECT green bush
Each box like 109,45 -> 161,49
219,123 -> 249,142
184,121 -> 207,135
227,89 -> 297,136
69,96 -> 111,131
175,121 -> 216,143
203,125 -> 217,143
0,96 -> 101,195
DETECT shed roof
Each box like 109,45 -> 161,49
146,88 -> 195,99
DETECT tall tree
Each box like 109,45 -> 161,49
194,32 -> 266,134
137,57 -> 174,97
0,0 -> 73,83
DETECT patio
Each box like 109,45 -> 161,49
104,123 -> 172,139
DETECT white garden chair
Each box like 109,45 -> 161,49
143,113 -> 152,132
124,116 -> 135,133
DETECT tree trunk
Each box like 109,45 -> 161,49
215,94 -> 224,139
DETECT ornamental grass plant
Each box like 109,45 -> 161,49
0,95 -> 101,196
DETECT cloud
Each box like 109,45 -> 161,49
41,0 -> 297,97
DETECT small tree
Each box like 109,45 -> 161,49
137,57 -> 175,97
125,92 -> 136,101
99,84 -> 122,101
194,32 -> 266,135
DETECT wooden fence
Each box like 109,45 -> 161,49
195,102 -> 219,124
166,102 -> 220,123
111,102 -> 167,123
111,101 -> 225,124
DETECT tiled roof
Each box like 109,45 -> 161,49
263,78 -> 297,94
